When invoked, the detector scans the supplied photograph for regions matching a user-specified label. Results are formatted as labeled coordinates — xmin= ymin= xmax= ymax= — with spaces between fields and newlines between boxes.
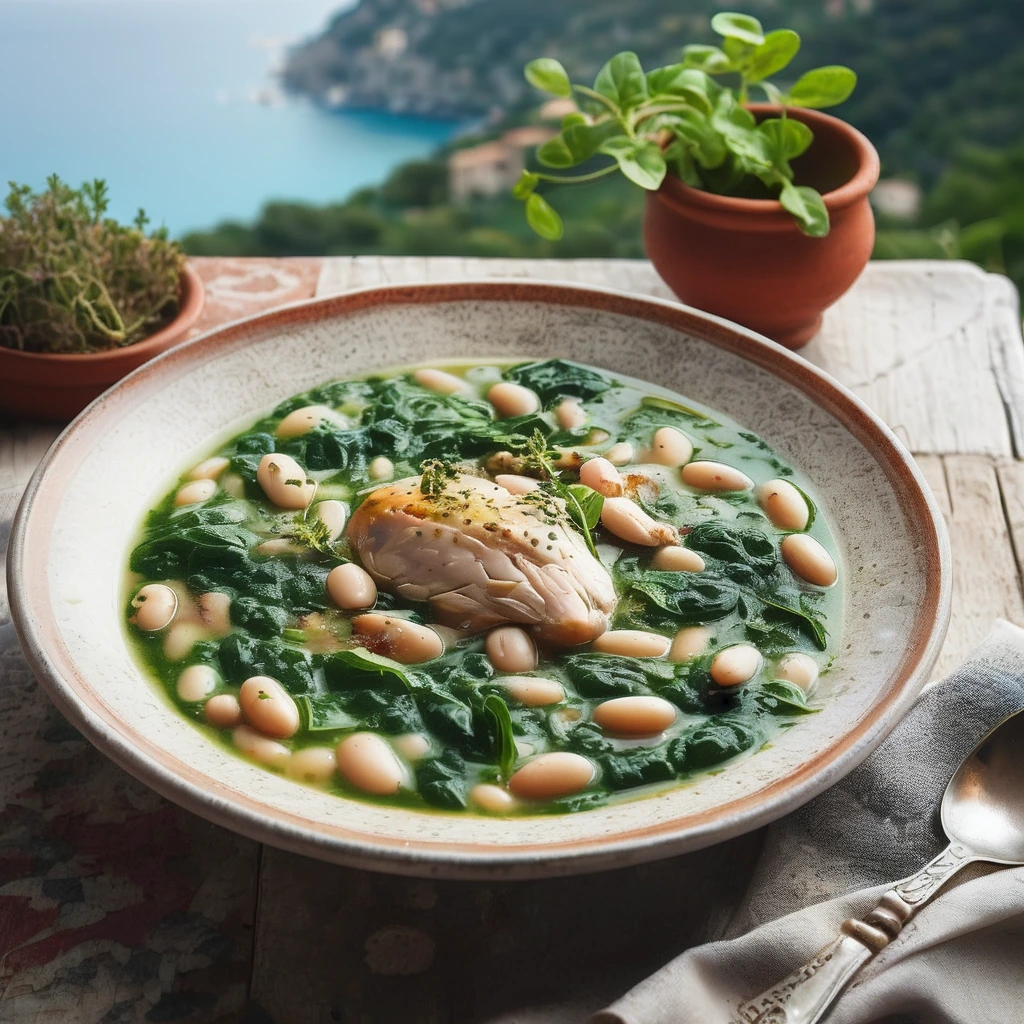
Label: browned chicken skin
xmin=346 ymin=475 xmax=616 ymax=646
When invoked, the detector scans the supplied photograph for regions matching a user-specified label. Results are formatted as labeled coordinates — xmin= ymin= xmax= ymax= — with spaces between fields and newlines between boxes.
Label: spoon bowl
xmin=942 ymin=708 xmax=1024 ymax=865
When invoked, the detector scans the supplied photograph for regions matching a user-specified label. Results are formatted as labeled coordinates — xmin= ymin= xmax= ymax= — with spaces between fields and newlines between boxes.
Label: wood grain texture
xmin=2 ymin=256 xmax=1023 ymax=1023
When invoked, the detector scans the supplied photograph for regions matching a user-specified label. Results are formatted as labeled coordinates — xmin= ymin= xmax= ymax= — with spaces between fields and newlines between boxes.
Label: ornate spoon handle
xmin=734 ymin=842 xmax=975 ymax=1024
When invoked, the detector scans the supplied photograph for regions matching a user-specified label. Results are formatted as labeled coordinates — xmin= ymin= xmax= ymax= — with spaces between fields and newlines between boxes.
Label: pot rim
xmin=0 ymin=262 xmax=205 ymax=365
xmin=657 ymin=104 xmax=880 ymax=216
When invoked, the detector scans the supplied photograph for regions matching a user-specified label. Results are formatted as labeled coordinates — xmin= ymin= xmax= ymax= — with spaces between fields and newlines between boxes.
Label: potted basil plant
xmin=0 ymin=176 xmax=204 ymax=419
xmin=514 ymin=12 xmax=879 ymax=348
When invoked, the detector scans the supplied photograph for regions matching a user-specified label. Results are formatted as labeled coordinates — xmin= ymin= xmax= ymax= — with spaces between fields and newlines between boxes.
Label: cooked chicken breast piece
xmin=346 ymin=475 xmax=616 ymax=645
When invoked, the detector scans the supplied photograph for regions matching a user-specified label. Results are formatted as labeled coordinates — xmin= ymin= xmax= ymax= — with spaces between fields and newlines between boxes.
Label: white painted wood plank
xmin=316 ymin=257 xmax=1024 ymax=457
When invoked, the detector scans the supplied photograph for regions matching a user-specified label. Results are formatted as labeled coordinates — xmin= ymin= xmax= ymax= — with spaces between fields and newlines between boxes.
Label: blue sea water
xmin=0 ymin=0 xmax=463 ymax=236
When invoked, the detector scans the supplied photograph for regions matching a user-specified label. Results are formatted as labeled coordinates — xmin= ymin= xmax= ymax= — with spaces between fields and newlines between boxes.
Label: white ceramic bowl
xmin=7 ymin=282 xmax=950 ymax=879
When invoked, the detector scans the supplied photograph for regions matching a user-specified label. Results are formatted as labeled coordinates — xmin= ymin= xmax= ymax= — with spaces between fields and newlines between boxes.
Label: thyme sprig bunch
xmin=0 ymin=176 xmax=185 ymax=354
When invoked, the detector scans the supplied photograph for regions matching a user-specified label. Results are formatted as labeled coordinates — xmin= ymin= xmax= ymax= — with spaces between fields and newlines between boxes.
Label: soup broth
xmin=124 ymin=359 xmax=841 ymax=815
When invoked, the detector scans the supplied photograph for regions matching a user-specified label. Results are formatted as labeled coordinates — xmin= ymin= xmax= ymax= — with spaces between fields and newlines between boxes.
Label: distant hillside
xmin=283 ymin=0 xmax=1024 ymax=180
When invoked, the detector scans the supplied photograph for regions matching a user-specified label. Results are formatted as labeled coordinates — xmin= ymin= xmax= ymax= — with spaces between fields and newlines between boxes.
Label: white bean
xmin=604 ymin=442 xmax=634 ymax=466
xmin=413 ymin=367 xmax=470 ymax=395
xmin=555 ymin=398 xmax=587 ymax=430
xmin=775 ymin=652 xmax=820 ymax=691
xmin=592 ymin=630 xmax=671 ymax=658
xmin=316 ymin=499 xmax=348 ymax=540
xmin=508 ymin=752 xmax=594 ymax=801
xmin=285 ymin=747 xmax=337 ymax=783
xmin=592 ymin=696 xmax=677 ymax=737
xmin=393 ymin=733 xmax=431 ymax=761
xmin=758 ymin=479 xmax=811 ymax=531
xmin=487 ymin=381 xmax=540 ymax=419
xmin=174 ymin=479 xmax=217 ymax=506
xmin=176 ymin=665 xmax=220 ymax=703
xmin=710 ymin=644 xmax=762 ymax=687
xmin=681 ymin=461 xmax=754 ymax=492
xmin=188 ymin=456 xmax=230 ymax=481
xmin=579 ymin=457 xmax=623 ymax=498
xmin=221 ymin=473 xmax=245 ymax=499
xmin=471 ymin=783 xmax=517 ymax=814
xmin=336 ymin=733 xmax=404 ymax=795
xmin=131 ymin=583 xmax=178 ymax=631
xmin=327 ymin=563 xmax=378 ymax=610
xmin=495 ymin=473 xmax=540 ymax=495
xmin=600 ymin=496 xmax=678 ymax=547
xmin=369 ymin=456 xmax=394 ymax=480
xmin=256 ymin=538 xmax=305 ymax=557
xmin=163 ymin=622 xmax=207 ymax=661
xmin=669 ymin=625 xmax=711 ymax=663
xmin=257 ymin=453 xmax=316 ymax=510
xmin=205 ymin=694 xmax=242 ymax=729
xmin=198 ymin=591 xmax=232 ymax=634
xmin=652 ymin=546 xmax=705 ymax=572
xmin=233 ymin=725 xmax=290 ymax=769
xmin=781 ymin=534 xmax=837 ymax=587
xmin=501 ymin=675 xmax=564 ymax=706
xmin=586 ymin=429 xmax=611 ymax=445
xmin=240 ymin=675 xmax=300 ymax=739
xmin=352 ymin=613 xmax=444 ymax=664
xmin=485 ymin=626 xmax=538 ymax=673
xmin=276 ymin=404 xmax=339 ymax=439
xmin=643 ymin=427 xmax=693 ymax=466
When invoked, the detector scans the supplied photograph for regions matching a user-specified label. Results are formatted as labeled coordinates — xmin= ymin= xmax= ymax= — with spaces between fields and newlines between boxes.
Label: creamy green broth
xmin=124 ymin=359 xmax=842 ymax=815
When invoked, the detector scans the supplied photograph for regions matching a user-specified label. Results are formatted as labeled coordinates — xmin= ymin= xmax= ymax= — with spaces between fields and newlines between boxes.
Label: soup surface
xmin=125 ymin=359 xmax=841 ymax=815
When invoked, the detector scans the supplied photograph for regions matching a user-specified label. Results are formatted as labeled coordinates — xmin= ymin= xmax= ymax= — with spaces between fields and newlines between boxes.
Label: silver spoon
xmin=736 ymin=707 xmax=1024 ymax=1024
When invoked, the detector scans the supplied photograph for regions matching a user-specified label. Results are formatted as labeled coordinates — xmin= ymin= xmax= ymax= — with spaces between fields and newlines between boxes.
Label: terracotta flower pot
xmin=0 ymin=263 xmax=205 ymax=422
xmin=643 ymin=105 xmax=880 ymax=349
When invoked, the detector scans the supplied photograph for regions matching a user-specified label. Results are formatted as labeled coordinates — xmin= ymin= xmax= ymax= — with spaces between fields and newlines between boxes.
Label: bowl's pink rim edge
xmin=6 ymin=279 xmax=952 ymax=880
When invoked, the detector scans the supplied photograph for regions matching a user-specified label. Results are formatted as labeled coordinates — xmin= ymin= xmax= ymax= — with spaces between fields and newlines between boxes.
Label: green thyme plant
xmin=514 ymin=12 xmax=856 ymax=241
xmin=0 ymin=176 xmax=185 ymax=354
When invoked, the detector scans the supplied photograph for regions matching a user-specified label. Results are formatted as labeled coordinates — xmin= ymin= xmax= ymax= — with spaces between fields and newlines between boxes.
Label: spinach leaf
xmin=566 ymin=483 xmax=604 ymax=530
xmin=686 ymin=520 xmax=777 ymax=579
xmin=297 ymin=692 xmax=359 ymax=732
xmin=503 ymin=359 xmax=613 ymax=405
xmin=671 ymin=718 xmax=760 ymax=771
xmin=625 ymin=570 xmax=741 ymax=626
xmin=231 ymin=595 xmax=286 ymax=637
xmin=750 ymin=679 xmax=817 ymax=716
xmin=218 ymin=634 xmax=316 ymax=694
xmin=563 ymin=652 xmax=674 ymax=698
xmin=416 ymin=748 xmax=468 ymax=810
xmin=620 ymin=397 xmax=718 ymax=445
xmin=483 ymin=695 xmax=517 ymax=781
xmin=599 ymin=746 xmax=677 ymax=790
xmin=321 ymin=649 xmax=413 ymax=692
xmin=415 ymin=682 xmax=478 ymax=748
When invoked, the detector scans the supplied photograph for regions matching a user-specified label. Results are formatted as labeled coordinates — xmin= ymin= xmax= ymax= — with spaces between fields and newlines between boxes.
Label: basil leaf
xmin=752 ymin=679 xmax=818 ymax=716
xmin=645 ymin=65 xmax=714 ymax=114
xmin=779 ymin=183 xmax=830 ymax=238
xmin=745 ymin=29 xmax=801 ymax=84
xmin=567 ymin=483 xmax=604 ymax=530
xmin=710 ymin=12 xmax=765 ymax=46
xmin=599 ymin=138 xmax=667 ymax=191
xmin=787 ymin=66 xmax=857 ymax=109
xmin=525 ymin=192 xmax=563 ymax=241
xmin=681 ymin=44 xmax=733 ymax=75
xmin=759 ymin=117 xmax=813 ymax=161
xmin=524 ymin=58 xmax=572 ymax=98
xmin=593 ymin=51 xmax=648 ymax=109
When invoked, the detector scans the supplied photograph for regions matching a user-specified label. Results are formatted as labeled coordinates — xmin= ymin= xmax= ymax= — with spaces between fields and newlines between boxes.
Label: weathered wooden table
xmin=2 ymin=257 xmax=1022 ymax=1023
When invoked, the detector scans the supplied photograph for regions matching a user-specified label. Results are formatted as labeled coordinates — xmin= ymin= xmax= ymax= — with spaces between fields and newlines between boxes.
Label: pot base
xmin=762 ymin=312 xmax=823 ymax=350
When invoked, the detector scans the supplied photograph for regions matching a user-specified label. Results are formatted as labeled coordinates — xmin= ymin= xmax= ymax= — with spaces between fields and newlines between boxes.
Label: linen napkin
xmin=495 ymin=620 xmax=1024 ymax=1024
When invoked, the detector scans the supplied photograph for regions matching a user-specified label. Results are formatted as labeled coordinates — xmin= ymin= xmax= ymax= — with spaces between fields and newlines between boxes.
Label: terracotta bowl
xmin=7 ymin=282 xmax=949 ymax=879
xmin=644 ymin=105 xmax=881 ymax=350
xmin=0 ymin=263 xmax=205 ymax=421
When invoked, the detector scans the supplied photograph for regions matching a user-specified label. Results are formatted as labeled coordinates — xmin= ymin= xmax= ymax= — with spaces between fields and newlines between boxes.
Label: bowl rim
xmin=6 ymin=279 xmax=951 ymax=879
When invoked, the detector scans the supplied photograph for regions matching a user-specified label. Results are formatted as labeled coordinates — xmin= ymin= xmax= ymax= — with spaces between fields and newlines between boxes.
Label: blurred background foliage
xmin=183 ymin=0 xmax=1024 ymax=291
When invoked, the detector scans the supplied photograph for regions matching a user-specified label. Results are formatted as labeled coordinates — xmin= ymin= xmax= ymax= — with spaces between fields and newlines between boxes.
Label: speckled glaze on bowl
xmin=7 ymin=282 xmax=950 ymax=880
